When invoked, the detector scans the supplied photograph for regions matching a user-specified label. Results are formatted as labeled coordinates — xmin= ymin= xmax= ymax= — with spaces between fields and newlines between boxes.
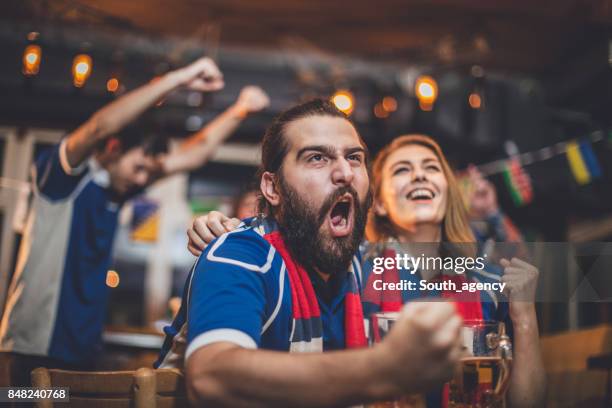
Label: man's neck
xmin=313 ymin=268 xmax=330 ymax=282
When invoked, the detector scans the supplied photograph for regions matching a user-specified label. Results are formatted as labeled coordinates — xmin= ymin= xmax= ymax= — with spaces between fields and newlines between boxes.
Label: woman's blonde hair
xmin=366 ymin=134 xmax=476 ymax=255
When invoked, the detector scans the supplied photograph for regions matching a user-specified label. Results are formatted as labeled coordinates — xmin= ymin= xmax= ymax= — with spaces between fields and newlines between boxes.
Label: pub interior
xmin=0 ymin=1 xmax=611 ymax=407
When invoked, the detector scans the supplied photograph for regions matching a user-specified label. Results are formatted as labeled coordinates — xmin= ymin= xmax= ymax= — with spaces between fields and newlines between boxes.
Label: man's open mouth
xmin=327 ymin=193 xmax=354 ymax=237
xmin=406 ymin=187 xmax=436 ymax=202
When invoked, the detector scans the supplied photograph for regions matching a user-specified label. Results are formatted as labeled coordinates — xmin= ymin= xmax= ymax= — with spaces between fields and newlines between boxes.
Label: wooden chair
xmin=31 ymin=367 xmax=187 ymax=408
xmin=541 ymin=324 xmax=612 ymax=407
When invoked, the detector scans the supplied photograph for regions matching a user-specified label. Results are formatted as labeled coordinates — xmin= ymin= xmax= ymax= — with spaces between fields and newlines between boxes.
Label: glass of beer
xmin=367 ymin=312 xmax=426 ymax=408
xmin=448 ymin=320 xmax=513 ymax=408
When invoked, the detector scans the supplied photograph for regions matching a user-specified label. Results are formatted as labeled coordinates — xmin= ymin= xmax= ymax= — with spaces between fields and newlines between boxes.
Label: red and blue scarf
xmin=263 ymin=230 xmax=367 ymax=352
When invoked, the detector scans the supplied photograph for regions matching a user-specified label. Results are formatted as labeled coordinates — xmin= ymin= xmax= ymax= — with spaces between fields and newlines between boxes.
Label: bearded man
xmin=156 ymin=99 xmax=464 ymax=407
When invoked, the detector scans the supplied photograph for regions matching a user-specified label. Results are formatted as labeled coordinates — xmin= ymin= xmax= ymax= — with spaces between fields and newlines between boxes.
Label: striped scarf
xmin=264 ymin=230 xmax=366 ymax=352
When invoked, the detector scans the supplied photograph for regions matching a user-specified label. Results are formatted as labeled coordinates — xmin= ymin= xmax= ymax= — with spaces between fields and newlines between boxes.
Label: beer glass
xmin=448 ymin=320 xmax=513 ymax=408
xmin=367 ymin=312 xmax=425 ymax=408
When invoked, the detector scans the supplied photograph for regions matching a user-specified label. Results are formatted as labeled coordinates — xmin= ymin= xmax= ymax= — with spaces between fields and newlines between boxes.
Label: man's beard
xmin=275 ymin=178 xmax=372 ymax=276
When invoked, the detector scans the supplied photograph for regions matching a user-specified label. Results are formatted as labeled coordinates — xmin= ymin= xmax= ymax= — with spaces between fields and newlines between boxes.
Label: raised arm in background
xmin=161 ymin=85 xmax=270 ymax=176
xmin=64 ymin=57 xmax=224 ymax=168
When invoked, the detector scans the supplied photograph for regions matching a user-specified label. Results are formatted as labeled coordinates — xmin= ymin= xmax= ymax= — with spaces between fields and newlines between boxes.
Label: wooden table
xmin=103 ymin=331 xmax=164 ymax=350
xmin=101 ymin=326 xmax=165 ymax=370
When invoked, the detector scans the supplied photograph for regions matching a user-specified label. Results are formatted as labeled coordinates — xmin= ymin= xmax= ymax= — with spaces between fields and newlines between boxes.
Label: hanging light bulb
xmin=23 ymin=44 xmax=42 ymax=76
xmin=468 ymin=65 xmax=486 ymax=110
xmin=415 ymin=75 xmax=438 ymax=111
xmin=72 ymin=54 xmax=92 ymax=88
xmin=468 ymin=92 xmax=482 ymax=109
xmin=373 ymin=102 xmax=389 ymax=119
xmin=331 ymin=90 xmax=355 ymax=115
xmin=382 ymin=96 xmax=397 ymax=112
xmin=106 ymin=77 xmax=120 ymax=93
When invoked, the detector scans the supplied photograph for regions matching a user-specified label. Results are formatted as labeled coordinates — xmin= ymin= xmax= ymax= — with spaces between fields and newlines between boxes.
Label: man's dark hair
xmin=256 ymin=98 xmax=365 ymax=215
xmin=114 ymin=121 xmax=168 ymax=156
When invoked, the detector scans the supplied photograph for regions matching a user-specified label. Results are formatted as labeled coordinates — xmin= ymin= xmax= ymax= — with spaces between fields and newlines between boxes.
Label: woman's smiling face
xmin=375 ymin=144 xmax=448 ymax=233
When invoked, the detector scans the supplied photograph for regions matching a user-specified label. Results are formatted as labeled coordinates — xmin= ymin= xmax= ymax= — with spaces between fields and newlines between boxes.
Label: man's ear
xmin=373 ymin=198 xmax=387 ymax=217
xmin=260 ymin=171 xmax=280 ymax=207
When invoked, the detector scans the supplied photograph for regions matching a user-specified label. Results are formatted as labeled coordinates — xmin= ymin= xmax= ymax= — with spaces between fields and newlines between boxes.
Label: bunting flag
xmin=458 ymin=131 xmax=607 ymax=207
xmin=579 ymin=140 xmax=602 ymax=179
xmin=565 ymin=141 xmax=589 ymax=185
xmin=566 ymin=140 xmax=601 ymax=185
xmin=502 ymin=159 xmax=533 ymax=206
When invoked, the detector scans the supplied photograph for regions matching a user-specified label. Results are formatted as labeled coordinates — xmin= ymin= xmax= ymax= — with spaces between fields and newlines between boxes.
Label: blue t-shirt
xmin=0 ymin=139 xmax=121 ymax=365
xmin=156 ymin=217 xmax=363 ymax=368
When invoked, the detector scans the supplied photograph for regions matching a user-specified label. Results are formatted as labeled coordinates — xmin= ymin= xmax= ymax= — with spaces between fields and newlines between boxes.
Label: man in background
xmin=0 ymin=56 xmax=269 ymax=386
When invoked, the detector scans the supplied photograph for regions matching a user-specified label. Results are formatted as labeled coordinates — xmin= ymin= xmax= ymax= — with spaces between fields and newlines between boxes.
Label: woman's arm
xmin=501 ymin=257 xmax=547 ymax=407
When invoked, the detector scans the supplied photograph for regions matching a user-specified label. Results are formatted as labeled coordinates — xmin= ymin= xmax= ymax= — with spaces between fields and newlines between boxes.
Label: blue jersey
xmin=0 ymin=139 xmax=121 ymax=365
xmin=156 ymin=217 xmax=363 ymax=368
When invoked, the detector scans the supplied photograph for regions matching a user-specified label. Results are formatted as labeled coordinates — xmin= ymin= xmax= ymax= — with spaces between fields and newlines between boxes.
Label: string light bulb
xmin=106 ymin=77 xmax=120 ymax=93
xmin=331 ymin=90 xmax=354 ymax=115
xmin=468 ymin=92 xmax=482 ymax=109
xmin=415 ymin=75 xmax=438 ymax=110
xmin=373 ymin=102 xmax=389 ymax=119
xmin=72 ymin=54 xmax=92 ymax=88
xmin=23 ymin=44 xmax=42 ymax=76
xmin=382 ymin=96 xmax=397 ymax=112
